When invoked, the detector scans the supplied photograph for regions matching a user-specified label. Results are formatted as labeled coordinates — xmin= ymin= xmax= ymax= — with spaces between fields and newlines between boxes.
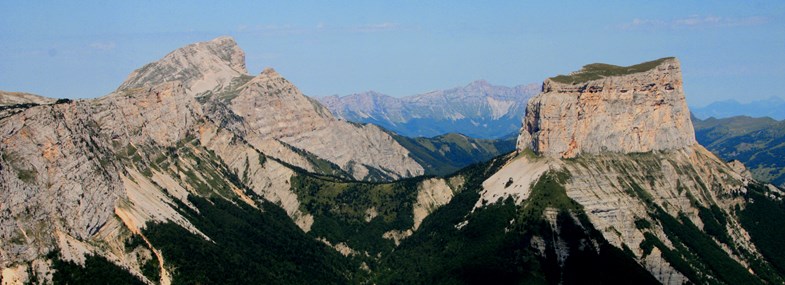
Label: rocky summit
xmin=517 ymin=57 xmax=696 ymax=158
xmin=0 ymin=36 xmax=425 ymax=283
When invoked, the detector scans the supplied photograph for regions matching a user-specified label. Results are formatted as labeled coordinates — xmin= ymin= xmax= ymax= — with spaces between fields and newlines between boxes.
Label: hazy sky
xmin=1 ymin=1 xmax=783 ymax=106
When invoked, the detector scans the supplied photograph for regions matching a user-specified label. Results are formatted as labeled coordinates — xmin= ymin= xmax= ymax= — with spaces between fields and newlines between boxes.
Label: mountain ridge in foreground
xmin=1 ymin=38 xmax=784 ymax=284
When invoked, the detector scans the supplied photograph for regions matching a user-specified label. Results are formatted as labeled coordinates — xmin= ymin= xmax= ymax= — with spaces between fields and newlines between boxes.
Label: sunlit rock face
xmin=517 ymin=57 xmax=696 ymax=158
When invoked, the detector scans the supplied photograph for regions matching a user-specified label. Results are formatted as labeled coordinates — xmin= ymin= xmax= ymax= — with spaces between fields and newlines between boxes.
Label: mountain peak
xmin=117 ymin=36 xmax=247 ymax=95
xmin=518 ymin=57 xmax=695 ymax=158
xmin=467 ymin=79 xmax=490 ymax=87
xmin=260 ymin=67 xmax=281 ymax=78
xmin=0 ymin=91 xmax=55 ymax=106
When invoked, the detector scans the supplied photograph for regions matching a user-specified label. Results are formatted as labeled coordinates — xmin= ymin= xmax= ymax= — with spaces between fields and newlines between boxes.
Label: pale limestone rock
xmin=382 ymin=177 xmax=460 ymax=245
xmin=225 ymin=68 xmax=424 ymax=180
xmin=117 ymin=36 xmax=247 ymax=96
xmin=518 ymin=58 xmax=696 ymax=158
xmin=382 ymin=230 xmax=413 ymax=246
xmin=0 ymin=91 xmax=55 ymax=106
xmin=642 ymin=248 xmax=687 ymax=285
xmin=196 ymin=122 xmax=314 ymax=231
xmin=116 ymin=168 xmax=205 ymax=238
xmin=1 ymin=264 xmax=29 ymax=285
xmin=96 ymin=81 xmax=202 ymax=147
xmin=317 ymin=237 xmax=359 ymax=257
xmin=0 ymin=102 xmax=125 ymax=267
xmin=475 ymin=154 xmax=556 ymax=209
xmin=500 ymin=58 xmax=763 ymax=283
xmin=364 ymin=207 xmax=379 ymax=222
xmin=412 ymin=178 xmax=454 ymax=230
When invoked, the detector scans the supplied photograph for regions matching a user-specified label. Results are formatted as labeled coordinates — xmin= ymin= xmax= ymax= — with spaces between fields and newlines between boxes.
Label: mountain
xmin=317 ymin=80 xmax=539 ymax=138
xmin=115 ymin=36 xmax=423 ymax=182
xmin=445 ymin=57 xmax=784 ymax=284
xmin=0 ymin=36 xmax=426 ymax=283
xmin=390 ymin=132 xmax=516 ymax=176
xmin=693 ymin=115 xmax=785 ymax=188
xmin=0 ymin=91 xmax=59 ymax=119
xmin=0 ymin=91 xmax=55 ymax=106
xmin=691 ymin=97 xmax=785 ymax=120
xmin=3 ymin=42 xmax=785 ymax=284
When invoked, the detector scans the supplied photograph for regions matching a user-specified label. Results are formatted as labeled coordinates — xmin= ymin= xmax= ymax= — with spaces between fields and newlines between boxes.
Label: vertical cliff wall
xmin=517 ymin=57 xmax=696 ymax=158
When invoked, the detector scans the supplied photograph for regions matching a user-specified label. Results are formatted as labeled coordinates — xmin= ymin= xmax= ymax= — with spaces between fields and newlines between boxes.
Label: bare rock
xmin=224 ymin=68 xmax=424 ymax=180
xmin=117 ymin=36 xmax=247 ymax=96
xmin=0 ymin=91 xmax=55 ymax=106
xmin=517 ymin=57 xmax=696 ymax=158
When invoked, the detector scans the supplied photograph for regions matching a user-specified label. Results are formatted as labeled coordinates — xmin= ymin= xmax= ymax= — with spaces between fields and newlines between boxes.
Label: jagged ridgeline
xmin=1 ymin=37 xmax=785 ymax=285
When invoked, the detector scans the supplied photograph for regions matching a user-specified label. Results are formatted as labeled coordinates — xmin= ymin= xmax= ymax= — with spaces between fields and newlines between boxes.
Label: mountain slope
xmin=0 ymin=36 xmax=423 ymax=283
xmin=390 ymin=132 xmax=516 ymax=176
xmin=0 ymin=91 xmax=56 ymax=106
xmin=501 ymin=57 xmax=783 ymax=284
xmin=318 ymin=80 xmax=539 ymax=138
xmin=693 ymin=115 xmax=785 ymax=188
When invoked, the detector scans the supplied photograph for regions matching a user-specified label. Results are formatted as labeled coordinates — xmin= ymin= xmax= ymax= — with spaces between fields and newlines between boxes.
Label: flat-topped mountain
xmin=318 ymin=80 xmax=539 ymax=138
xmin=517 ymin=57 xmax=696 ymax=158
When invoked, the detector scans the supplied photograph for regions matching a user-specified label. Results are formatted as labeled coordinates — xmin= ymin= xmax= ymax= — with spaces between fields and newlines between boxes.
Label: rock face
xmin=491 ymin=57 xmax=776 ymax=284
xmin=117 ymin=36 xmax=247 ymax=96
xmin=318 ymin=80 xmax=539 ymax=138
xmin=0 ymin=91 xmax=55 ymax=106
xmin=0 ymin=36 xmax=425 ymax=282
xmin=517 ymin=57 xmax=696 ymax=158
xmin=115 ymin=37 xmax=423 ymax=181
xmin=220 ymin=68 xmax=423 ymax=180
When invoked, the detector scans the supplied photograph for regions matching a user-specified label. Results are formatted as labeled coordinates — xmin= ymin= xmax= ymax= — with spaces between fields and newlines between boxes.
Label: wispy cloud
xmin=236 ymin=22 xmax=401 ymax=36
xmin=237 ymin=24 xmax=308 ymax=36
xmin=89 ymin=41 xmax=116 ymax=51
xmin=352 ymin=22 xmax=399 ymax=33
xmin=620 ymin=15 xmax=768 ymax=30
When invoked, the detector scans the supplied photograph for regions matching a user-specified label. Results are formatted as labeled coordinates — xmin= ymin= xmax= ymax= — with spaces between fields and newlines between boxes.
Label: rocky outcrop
xmin=215 ymin=67 xmax=424 ymax=180
xmin=488 ymin=57 xmax=772 ymax=284
xmin=0 ymin=91 xmax=55 ymax=106
xmin=517 ymin=57 xmax=696 ymax=158
xmin=117 ymin=36 xmax=247 ymax=96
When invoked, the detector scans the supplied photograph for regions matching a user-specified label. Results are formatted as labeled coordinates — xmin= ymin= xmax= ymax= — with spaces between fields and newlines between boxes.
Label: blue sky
xmin=1 ymin=1 xmax=783 ymax=106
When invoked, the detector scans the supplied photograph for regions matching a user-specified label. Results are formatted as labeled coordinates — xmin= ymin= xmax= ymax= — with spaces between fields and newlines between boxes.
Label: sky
xmin=1 ymin=1 xmax=783 ymax=107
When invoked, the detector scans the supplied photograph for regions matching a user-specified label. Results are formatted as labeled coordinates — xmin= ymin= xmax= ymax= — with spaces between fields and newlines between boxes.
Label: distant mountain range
xmin=691 ymin=97 xmax=785 ymax=120
xmin=316 ymin=80 xmax=539 ymax=139
xmin=693 ymin=115 xmax=785 ymax=188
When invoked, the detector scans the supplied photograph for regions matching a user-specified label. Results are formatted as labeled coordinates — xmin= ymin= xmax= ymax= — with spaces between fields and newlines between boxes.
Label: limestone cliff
xmin=489 ymin=57 xmax=778 ymax=284
xmin=517 ymin=57 xmax=696 ymax=158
